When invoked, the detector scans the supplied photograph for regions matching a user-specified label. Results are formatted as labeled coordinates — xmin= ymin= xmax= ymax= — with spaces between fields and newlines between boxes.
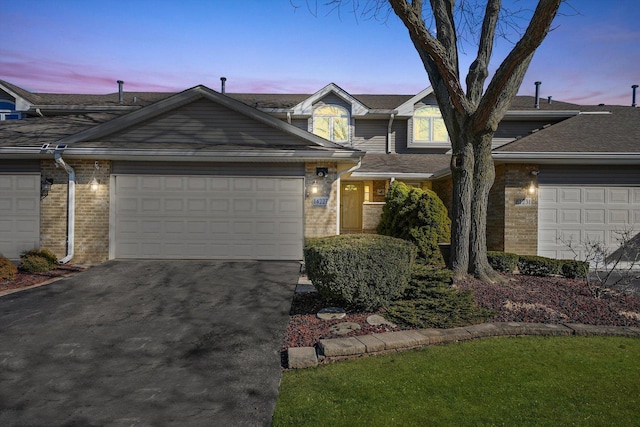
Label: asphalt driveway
xmin=0 ymin=260 xmax=299 ymax=426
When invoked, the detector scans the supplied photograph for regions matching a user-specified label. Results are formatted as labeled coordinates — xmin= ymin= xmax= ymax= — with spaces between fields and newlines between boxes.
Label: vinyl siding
xmin=353 ymin=119 xmax=388 ymax=153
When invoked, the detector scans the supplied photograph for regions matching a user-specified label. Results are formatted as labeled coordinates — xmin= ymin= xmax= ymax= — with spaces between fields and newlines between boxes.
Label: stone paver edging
xmin=287 ymin=322 xmax=640 ymax=369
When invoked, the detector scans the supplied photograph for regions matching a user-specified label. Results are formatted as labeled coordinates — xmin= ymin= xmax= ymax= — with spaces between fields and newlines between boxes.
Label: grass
xmin=273 ymin=336 xmax=640 ymax=426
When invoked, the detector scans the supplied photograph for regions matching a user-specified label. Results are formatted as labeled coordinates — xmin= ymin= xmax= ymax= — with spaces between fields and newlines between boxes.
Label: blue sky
xmin=2 ymin=0 xmax=638 ymax=105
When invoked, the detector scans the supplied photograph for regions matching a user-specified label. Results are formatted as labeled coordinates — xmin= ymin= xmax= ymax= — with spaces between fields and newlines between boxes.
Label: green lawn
xmin=273 ymin=336 xmax=640 ymax=426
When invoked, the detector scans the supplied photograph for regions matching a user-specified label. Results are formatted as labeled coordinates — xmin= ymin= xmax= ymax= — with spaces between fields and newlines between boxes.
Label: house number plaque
xmin=312 ymin=197 xmax=329 ymax=207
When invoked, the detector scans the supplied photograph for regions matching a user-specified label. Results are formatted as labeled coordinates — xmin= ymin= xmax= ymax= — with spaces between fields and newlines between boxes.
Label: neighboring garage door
xmin=0 ymin=174 xmax=40 ymax=259
xmin=112 ymin=175 xmax=304 ymax=260
xmin=537 ymin=167 xmax=640 ymax=260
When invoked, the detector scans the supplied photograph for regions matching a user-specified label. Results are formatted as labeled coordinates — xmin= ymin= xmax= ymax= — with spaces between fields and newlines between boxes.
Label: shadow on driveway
xmin=0 ymin=260 xmax=299 ymax=426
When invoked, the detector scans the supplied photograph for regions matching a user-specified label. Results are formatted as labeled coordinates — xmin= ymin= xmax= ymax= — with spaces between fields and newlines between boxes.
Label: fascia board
xmin=30 ymin=105 xmax=140 ymax=114
xmin=291 ymin=83 xmax=369 ymax=116
xmin=350 ymin=172 xmax=434 ymax=179
xmin=493 ymin=152 xmax=640 ymax=164
xmin=502 ymin=110 xmax=581 ymax=119
xmin=0 ymin=146 xmax=364 ymax=162
xmin=395 ymin=87 xmax=434 ymax=116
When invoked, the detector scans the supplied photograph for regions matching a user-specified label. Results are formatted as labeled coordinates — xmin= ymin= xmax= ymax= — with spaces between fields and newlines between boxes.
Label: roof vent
xmin=220 ymin=77 xmax=227 ymax=94
xmin=117 ymin=80 xmax=124 ymax=104
xmin=534 ymin=81 xmax=542 ymax=109
xmin=632 ymin=84 xmax=638 ymax=107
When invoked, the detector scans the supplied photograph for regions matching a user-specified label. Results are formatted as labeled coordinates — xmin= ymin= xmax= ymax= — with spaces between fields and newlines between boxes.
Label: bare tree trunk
xmin=469 ymin=134 xmax=503 ymax=282
xmin=449 ymin=141 xmax=474 ymax=279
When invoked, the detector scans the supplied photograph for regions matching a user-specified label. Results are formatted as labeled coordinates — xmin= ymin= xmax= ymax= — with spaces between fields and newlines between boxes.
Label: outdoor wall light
xmin=527 ymin=182 xmax=537 ymax=195
xmin=90 ymin=161 xmax=100 ymax=191
xmin=40 ymin=178 xmax=53 ymax=199
xmin=306 ymin=180 xmax=320 ymax=198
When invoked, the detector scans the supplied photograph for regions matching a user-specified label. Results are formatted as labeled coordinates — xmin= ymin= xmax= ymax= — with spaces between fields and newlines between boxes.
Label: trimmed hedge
xmin=0 ymin=256 xmax=18 ymax=281
xmin=304 ymin=234 xmax=416 ymax=311
xmin=377 ymin=181 xmax=451 ymax=265
xmin=20 ymin=248 xmax=58 ymax=273
xmin=517 ymin=255 xmax=561 ymax=277
xmin=560 ymin=259 xmax=589 ymax=279
xmin=487 ymin=251 xmax=519 ymax=273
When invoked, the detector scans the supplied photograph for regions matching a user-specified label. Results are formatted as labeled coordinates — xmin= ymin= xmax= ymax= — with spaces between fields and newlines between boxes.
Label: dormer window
xmin=313 ymin=105 xmax=349 ymax=143
xmin=412 ymin=105 xmax=448 ymax=145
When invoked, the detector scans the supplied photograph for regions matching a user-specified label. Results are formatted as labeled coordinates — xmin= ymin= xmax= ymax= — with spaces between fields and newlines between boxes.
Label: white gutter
xmin=335 ymin=160 xmax=362 ymax=235
xmin=54 ymin=151 xmax=75 ymax=264
xmin=386 ymin=113 xmax=395 ymax=154
xmin=350 ymin=172 xmax=434 ymax=179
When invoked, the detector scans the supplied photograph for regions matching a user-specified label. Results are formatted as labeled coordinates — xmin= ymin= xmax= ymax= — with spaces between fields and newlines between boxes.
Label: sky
xmin=1 ymin=0 xmax=639 ymax=106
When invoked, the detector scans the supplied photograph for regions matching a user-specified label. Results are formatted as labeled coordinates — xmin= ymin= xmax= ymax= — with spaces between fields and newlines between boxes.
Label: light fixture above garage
xmin=40 ymin=177 xmax=53 ymax=199
xmin=90 ymin=161 xmax=100 ymax=191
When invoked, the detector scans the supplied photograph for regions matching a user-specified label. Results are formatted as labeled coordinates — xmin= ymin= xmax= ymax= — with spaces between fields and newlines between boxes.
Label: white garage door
xmin=538 ymin=185 xmax=640 ymax=260
xmin=0 ymin=174 xmax=40 ymax=259
xmin=112 ymin=175 xmax=304 ymax=260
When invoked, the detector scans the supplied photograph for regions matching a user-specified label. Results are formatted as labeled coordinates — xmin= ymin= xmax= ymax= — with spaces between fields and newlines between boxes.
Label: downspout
xmin=386 ymin=113 xmax=395 ymax=153
xmin=54 ymin=151 xmax=75 ymax=264
xmin=335 ymin=160 xmax=362 ymax=235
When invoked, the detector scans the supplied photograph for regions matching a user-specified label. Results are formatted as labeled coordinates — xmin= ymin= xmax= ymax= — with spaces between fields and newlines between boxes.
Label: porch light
xmin=90 ymin=177 xmax=99 ymax=191
xmin=90 ymin=161 xmax=100 ymax=191
xmin=311 ymin=180 xmax=319 ymax=194
xmin=527 ymin=182 xmax=536 ymax=195
xmin=40 ymin=178 xmax=53 ymax=199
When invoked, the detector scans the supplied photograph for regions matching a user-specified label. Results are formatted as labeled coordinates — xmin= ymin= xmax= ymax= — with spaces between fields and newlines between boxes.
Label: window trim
xmin=408 ymin=105 xmax=449 ymax=148
xmin=312 ymin=105 xmax=350 ymax=143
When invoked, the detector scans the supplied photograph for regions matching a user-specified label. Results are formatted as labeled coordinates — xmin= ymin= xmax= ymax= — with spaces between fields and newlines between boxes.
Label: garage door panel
xmin=584 ymin=209 xmax=605 ymax=224
xmin=539 ymin=183 xmax=640 ymax=262
xmin=113 ymin=176 xmax=303 ymax=260
xmin=0 ymin=174 xmax=40 ymax=259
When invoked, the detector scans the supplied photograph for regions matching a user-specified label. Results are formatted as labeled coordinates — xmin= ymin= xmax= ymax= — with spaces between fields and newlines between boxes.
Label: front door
xmin=341 ymin=182 xmax=363 ymax=232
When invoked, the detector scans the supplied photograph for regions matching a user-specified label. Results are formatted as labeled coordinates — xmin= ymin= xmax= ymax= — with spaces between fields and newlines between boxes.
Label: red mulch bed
xmin=283 ymin=274 xmax=640 ymax=350
xmin=0 ymin=265 xmax=86 ymax=293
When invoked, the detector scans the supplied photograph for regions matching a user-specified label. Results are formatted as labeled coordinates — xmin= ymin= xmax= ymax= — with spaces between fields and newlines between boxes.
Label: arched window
xmin=413 ymin=106 xmax=448 ymax=143
xmin=0 ymin=100 xmax=16 ymax=111
xmin=313 ymin=105 xmax=349 ymax=143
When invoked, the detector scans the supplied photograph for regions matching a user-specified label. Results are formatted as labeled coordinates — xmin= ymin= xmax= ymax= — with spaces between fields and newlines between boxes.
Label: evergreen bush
xmin=560 ymin=259 xmax=589 ymax=279
xmin=377 ymin=181 xmax=451 ymax=265
xmin=517 ymin=255 xmax=561 ymax=277
xmin=19 ymin=248 xmax=58 ymax=273
xmin=304 ymin=234 xmax=416 ymax=311
xmin=487 ymin=251 xmax=520 ymax=273
xmin=0 ymin=256 xmax=18 ymax=281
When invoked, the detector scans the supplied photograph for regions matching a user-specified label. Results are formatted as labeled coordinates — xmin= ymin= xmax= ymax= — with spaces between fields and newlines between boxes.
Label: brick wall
xmin=304 ymin=162 xmax=338 ymax=237
xmin=362 ymin=202 xmax=385 ymax=231
xmin=487 ymin=164 xmax=506 ymax=251
xmin=502 ymin=164 xmax=538 ymax=255
xmin=40 ymin=159 xmax=111 ymax=265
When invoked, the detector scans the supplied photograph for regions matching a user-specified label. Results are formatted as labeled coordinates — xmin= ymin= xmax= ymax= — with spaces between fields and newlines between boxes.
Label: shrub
xmin=21 ymin=248 xmax=58 ymax=265
xmin=386 ymin=261 xmax=493 ymax=328
xmin=304 ymin=234 xmax=416 ymax=311
xmin=377 ymin=181 xmax=451 ymax=265
xmin=19 ymin=248 xmax=58 ymax=273
xmin=0 ymin=256 xmax=18 ymax=281
xmin=487 ymin=251 xmax=519 ymax=273
xmin=560 ymin=259 xmax=589 ymax=279
xmin=517 ymin=255 xmax=561 ymax=277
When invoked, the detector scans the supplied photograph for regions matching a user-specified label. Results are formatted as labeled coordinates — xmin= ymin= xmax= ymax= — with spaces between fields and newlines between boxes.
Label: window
xmin=313 ymin=105 xmax=349 ymax=143
xmin=412 ymin=106 xmax=448 ymax=144
xmin=0 ymin=99 xmax=21 ymax=120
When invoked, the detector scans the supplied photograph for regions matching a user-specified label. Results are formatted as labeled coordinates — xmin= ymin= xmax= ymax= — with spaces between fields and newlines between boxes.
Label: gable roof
xmin=288 ymin=83 xmax=370 ymax=116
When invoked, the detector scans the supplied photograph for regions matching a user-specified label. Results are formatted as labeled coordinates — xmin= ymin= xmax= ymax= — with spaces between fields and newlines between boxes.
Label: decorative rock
xmin=317 ymin=307 xmax=346 ymax=320
xmin=329 ymin=322 xmax=361 ymax=336
xmin=366 ymin=314 xmax=397 ymax=328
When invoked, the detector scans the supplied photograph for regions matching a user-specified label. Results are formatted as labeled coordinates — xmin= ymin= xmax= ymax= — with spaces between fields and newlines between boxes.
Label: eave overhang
xmin=492 ymin=152 xmax=640 ymax=164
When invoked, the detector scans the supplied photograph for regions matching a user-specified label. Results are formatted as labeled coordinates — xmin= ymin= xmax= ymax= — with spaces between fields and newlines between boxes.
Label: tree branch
xmin=389 ymin=0 xmax=472 ymax=115
xmin=465 ymin=0 xmax=501 ymax=106
xmin=472 ymin=0 xmax=561 ymax=133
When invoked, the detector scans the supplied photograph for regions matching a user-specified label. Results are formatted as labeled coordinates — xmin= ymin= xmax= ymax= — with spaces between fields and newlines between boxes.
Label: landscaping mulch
xmin=284 ymin=274 xmax=640 ymax=350
xmin=0 ymin=265 xmax=86 ymax=293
